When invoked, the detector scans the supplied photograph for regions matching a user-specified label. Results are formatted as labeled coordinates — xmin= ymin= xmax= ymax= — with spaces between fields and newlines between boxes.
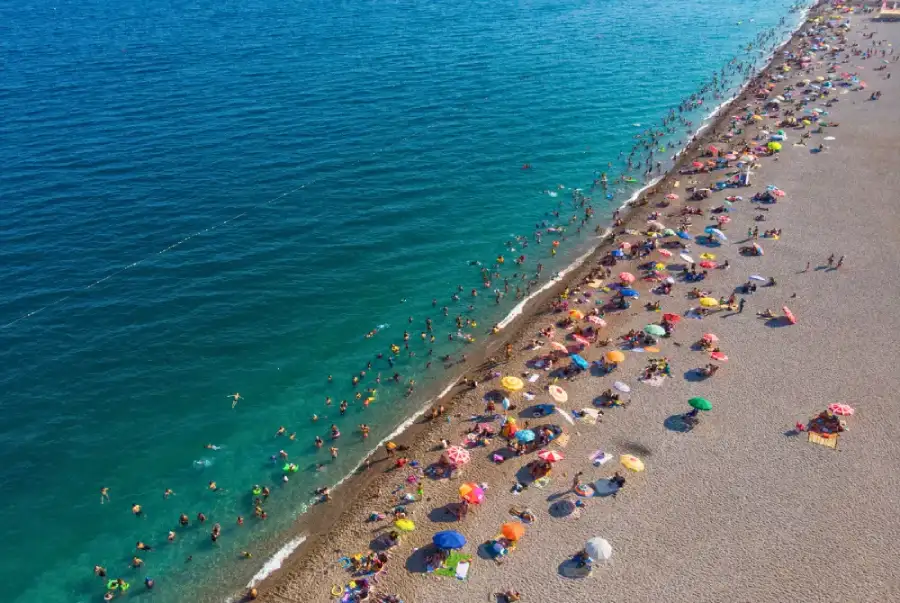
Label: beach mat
xmin=433 ymin=553 xmax=472 ymax=579
xmin=807 ymin=431 xmax=839 ymax=449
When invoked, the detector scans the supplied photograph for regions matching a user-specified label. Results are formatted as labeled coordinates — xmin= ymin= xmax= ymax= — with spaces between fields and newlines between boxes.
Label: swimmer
xmin=94 ymin=565 xmax=107 ymax=577
xmin=237 ymin=516 xmax=244 ymax=525
xmin=330 ymin=446 xmax=338 ymax=459
xmin=131 ymin=556 xmax=143 ymax=568
xmin=144 ymin=577 xmax=154 ymax=590
xmin=311 ymin=414 xmax=318 ymax=422
xmin=164 ymin=488 xmax=175 ymax=499
xmin=168 ymin=531 xmax=176 ymax=542
xmin=316 ymin=463 xmax=325 ymax=471
xmin=275 ymin=426 xmax=286 ymax=437
xmin=314 ymin=436 xmax=323 ymax=448
xmin=197 ymin=512 xmax=207 ymax=524
xmin=208 ymin=481 xmax=219 ymax=492
xmin=279 ymin=450 xmax=289 ymax=460
xmin=131 ymin=503 xmax=143 ymax=517
xmin=136 ymin=541 xmax=153 ymax=551
xmin=179 ymin=514 xmax=189 ymax=527
xmin=241 ymin=551 xmax=253 ymax=559
xmin=228 ymin=392 xmax=242 ymax=408
xmin=100 ymin=487 xmax=110 ymax=504
xmin=288 ymin=432 xmax=296 ymax=441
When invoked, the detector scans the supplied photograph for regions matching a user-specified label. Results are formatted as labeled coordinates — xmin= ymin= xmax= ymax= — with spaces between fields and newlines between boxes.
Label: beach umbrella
xmin=658 ymin=249 xmax=673 ymax=258
xmin=501 ymin=376 xmax=524 ymax=392
xmin=749 ymin=274 xmax=767 ymax=282
xmin=692 ymin=161 xmax=704 ymax=168
xmin=619 ymin=288 xmax=639 ymax=298
xmin=605 ymin=350 xmax=625 ymax=364
xmin=618 ymin=272 xmax=636 ymax=284
xmin=663 ymin=228 xmax=677 ymax=236
xmin=827 ymin=403 xmax=854 ymax=416
xmin=620 ymin=454 xmax=645 ymax=472
xmin=611 ymin=249 xmax=625 ymax=258
xmin=619 ymin=241 xmax=632 ymax=251
xmin=394 ymin=519 xmax=416 ymax=531
xmin=613 ymin=381 xmax=630 ymax=393
xmin=569 ymin=309 xmax=585 ymax=320
xmin=710 ymin=352 xmax=728 ymax=362
xmin=588 ymin=316 xmax=607 ymax=327
xmin=783 ymin=306 xmax=796 ymax=324
xmin=689 ymin=396 xmax=712 ymax=411
xmin=679 ymin=253 xmax=695 ymax=264
xmin=644 ymin=324 xmax=665 ymax=337
xmin=442 ymin=446 xmax=471 ymax=467
xmin=548 ymin=384 xmax=568 ymax=402
xmin=707 ymin=228 xmax=727 ymax=241
xmin=570 ymin=355 xmax=589 ymax=371
xmin=676 ymin=231 xmax=692 ymax=240
xmin=571 ymin=334 xmax=591 ymax=347
xmin=662 ymin=313 xmax=681 ymax=324
xmin=538 ymin=449 xmax=564 ymax=463
xmin=699 ymin=261 xmax=717 ymax=269
xmin=585 ymin=537 xmax=613 ymax=561
xmin=501 ymin=522 xmax=526 ymax=542
xmin=701 ymin=333 xmax=718 ymax=343
xmin=665 ymin=193 xmax=679 ymax=200
xmin=550 ymin=341 xmax=569 ymax=353
xmin=515 ymin=429 xmax=536 ymax=443
xmin=752 ymin=243 xmax=764 ymax=255
xmin=699 ymin=297 xmax=719 ymax=308
xmin=768 ymin=141 xmax=782 ymax=152
xmin=433 ymin=530 xmax=466 ymax=550
xmin=700 ymin=253 xmax=716 ymax=260
xmin=459 ymin=483 xmax=485 ymax=504
xmin=717 ymin=216 xmax=731 ymax=224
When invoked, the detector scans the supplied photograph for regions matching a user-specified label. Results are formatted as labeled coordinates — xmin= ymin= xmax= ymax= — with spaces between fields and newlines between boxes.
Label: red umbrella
xmin=442 ymin=446 xmax=471 ymax=467
xmin=658 ymin=249 xmax=673 ymax=257
xmin=699 ymin=261 xmax=717 ymax=269
xmin=538 ymin=449 xmax=564 ymax=463
xmin=827 ymin=403 xmax=854 ymax=416
xmin=701 ymin=333 xmax=718 ymax=342
xmin=618 ymin=272 xmax=636 ymax=284
xmin=662 ymin=313 xmax=681 ymax=324
xmin=588 ymin=316 xmax=607 ymax=327
xmin=782 ymin=306 xmax=796 ymax=324
xmin=572 ymin=334 xmax=591 ymax=347
xmin=710 ymin=352 xmax=728 ymax=362
xmin=692 ymin=161 xmax=704 ymax=168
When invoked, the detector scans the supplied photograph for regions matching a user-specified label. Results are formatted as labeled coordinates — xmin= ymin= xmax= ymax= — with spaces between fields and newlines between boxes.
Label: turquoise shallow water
xmin=0 ymin=0 xmax=807 ymax=601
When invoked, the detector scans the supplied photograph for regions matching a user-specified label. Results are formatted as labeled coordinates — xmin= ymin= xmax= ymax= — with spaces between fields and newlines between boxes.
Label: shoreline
xmin=236 ymin=4 xmax=826 ymax=601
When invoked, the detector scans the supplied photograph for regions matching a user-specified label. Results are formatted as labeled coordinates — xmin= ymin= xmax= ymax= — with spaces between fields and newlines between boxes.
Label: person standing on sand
xmin=739 ymin=298 xmax=746 ymax=313
xmin=827 ymin=254 xmax=834 ymax=268
xmin=836 ymin=256 xmax=844 ymax=269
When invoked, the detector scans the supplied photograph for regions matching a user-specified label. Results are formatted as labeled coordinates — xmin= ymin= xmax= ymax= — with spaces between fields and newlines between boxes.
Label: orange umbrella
xmin=605 ymin=350 xmax=625 ymax=363
xmin=501 ymin=522 xmax=526 ymax=541
xmin=459 ymin=483 xmax=485 ymax=504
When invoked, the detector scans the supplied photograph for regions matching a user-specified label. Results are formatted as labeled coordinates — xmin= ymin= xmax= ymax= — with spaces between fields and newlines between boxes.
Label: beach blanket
xmin=555 ymin=433 xmax=570 ymax=448
xmin=578 ymin=408 xmax=600 ymax=425
xmin=433 ymin=553 xmax=472 ymax=579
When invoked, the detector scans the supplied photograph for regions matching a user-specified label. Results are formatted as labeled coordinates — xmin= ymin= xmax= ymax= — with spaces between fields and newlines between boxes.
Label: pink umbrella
xmin=827 ymin=403 xmax=854 ymax=416
xmin=588 ymin=315 xmax=607 ymax=327
xmin=538 ymin=449 xmax=565 ymax=463
xmin=442 ymin=446 xmax=471 ymax=467
xmin=618 ymin=272 xmax=636 ymax=284
xmin=572 ymin=334 xmax=591 ymax=347
xmin=716 ymin=216 xmax=731 ymax=224
xmin=710 ymin=352 xmax=728 ymax=362
xmin=725 ymin=153 xmax=738 ymax=161
xmin=619 ymin=241 xmax=632 ymax=250
xmin=701 ymin=333 xmax=718 ymax=342
xmin=699 ymin=260 xmax=717 ymax=269
xmin=476 ymin=422 xmax=496 ymax=434
xmin=665 ymin=193 xmax=679 ymax=201
xmin=658 ymin=249 xmax=673 ymax=257
xmin=772 ymin=189 xmax=786 ymax=197
xmin=550 ymin=341 xmax=568 ymax=353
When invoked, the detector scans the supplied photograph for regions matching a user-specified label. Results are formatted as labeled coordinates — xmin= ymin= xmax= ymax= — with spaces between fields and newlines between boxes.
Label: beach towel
xmin=455 ymin=561 xmax=470 ymax=580
xmin=555 ymin=433 xmax=570 ymax=448
xmin=578 ymin=408 xmax=600 ymax=425
xmin=527 ymin=374 xmax=540 ymax=383
xmin=433 ymin=553 xmax=472 ymax=579
xmin=533 ymin=476 xmax=552 ymax=489
xmin=591 ymin=450 xmax=611 ymax=465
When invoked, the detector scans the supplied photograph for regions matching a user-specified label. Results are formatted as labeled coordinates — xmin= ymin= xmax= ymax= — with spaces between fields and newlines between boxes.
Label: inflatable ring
xmin=120 ymin=582 xmax=130 ymax=592
xmin=331 ymin=584 xmax=344 ymax=597
xmin=574 ymin=484 xmax=593 ymax=497
xmin=107 ymin=580 xmax=117 ymax=590
xmin=338 ymin=556 xmax=351 ymax=569
xmin=252 ymin=488 xmax=262 ymax=496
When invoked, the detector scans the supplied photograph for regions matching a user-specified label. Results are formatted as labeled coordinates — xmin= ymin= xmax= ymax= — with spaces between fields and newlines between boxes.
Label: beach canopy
xmin=710 ymin=352 xmax=728 ymax=362
xmin=662 ymin=313 xmax=681 ymax=324
xmin=605 ymin=350 xmax=625 ymax=364
xmin=613 ymin=381 xmax=631 ymax=393
xmin=689 ymin=396 xmax=712 ymax=411
xmin=538 ymin=449 xmax=564 ymax=463
xmin=827 ymin=403 xmax=854 ymax=416
xmin=501 ymin=376 xmax=524 ymax=392
xmin=618 ymin=272 xmax=636 ymax=284
xmin=570 ymin=354 xmax=589 ymax=371
xmin=585 ymin=537 xmax=613 ymax=561
xmin=620 ymin=454 xmax=645 ymax=472
xmin=394 ymin=519 xmax=416 ymax=531
xmin=442 ymin=446 xmax=471 ymax=467
xmin=515 ymin=429 xmax=536 ymax=443
xmin=644 ymin=324 xmax=665 ymax=337
xmin=459 ymin=483 xmax=485 ymax=504
xmin=501 ymin=522 xmax=526 ymax=541
xmin=619 ymin=288 xmax=639 ymax=298
xmin=433 ymin=530 xmax=466 ymax=550
xmin=548 ymin=384 xmax=569 ymax=402
xmin=699 ymin=297 xmax=719 ymax=308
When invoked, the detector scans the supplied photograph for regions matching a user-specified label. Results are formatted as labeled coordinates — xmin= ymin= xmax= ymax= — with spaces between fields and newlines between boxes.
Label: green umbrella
xmin=662 ymin=228 xmax=677 ymax=236
xmin=644 ymin=324 xmax=666 ymax=337
xmin=688 ymin=397 xmax=712 ymax=411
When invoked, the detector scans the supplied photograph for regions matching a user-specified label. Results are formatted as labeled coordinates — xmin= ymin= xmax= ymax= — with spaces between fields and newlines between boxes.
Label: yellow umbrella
xmin=605 ymin=350 xmax=625 ymax=364
xmin=816 ymin=75 xmax=825 ymax=82
xmin=501 ymin=376 xmax=524 ymax=391
xmin=699 ymin=253 xmax=716 ymax=260
xmin=654 ymin=262 xmax=666 ymax=271
xmin=394 ymin=519 xmax=415 ymax=531
xmin=699 ymin=297 xmax=719 ymax=308
xmin=620 ymin=454 xmax=645 ymax=472
xmin=768 ymin=142 xmax=782 ymax=151
xmin=752 ymin=114 xmax=763 ymax=121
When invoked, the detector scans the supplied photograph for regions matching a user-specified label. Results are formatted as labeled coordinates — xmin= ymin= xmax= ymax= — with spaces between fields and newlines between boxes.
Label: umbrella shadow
xmin=428 ymin=503 xmax=462 ymax=524
xmin=548 ymin=498 xmax=577 ymax=518
xmin=765 ymin=317 xmax=792 ymax=328
xmin=683 ymin=369 xmax=707 ymax=383
xmin=783 ymin=428 xmax=801 ymax=437
xmin=488 ymin=446 xmax=515 ymax=464
xmin=519 ymin=404 xmax=555 ymax=419
xmin=404 ymin=544 xmax=435 ymax=574
xmin=558 ymin=558 xmax=593 ymax=579
xmin=664 ymin=413 xmax=694 ymax=433
xmin=477 ymin=541 xmax=499 ymax=562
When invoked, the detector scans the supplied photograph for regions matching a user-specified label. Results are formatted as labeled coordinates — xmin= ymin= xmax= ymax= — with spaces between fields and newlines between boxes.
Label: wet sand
xmin=250 ymin=7 xmax=900 ymax=603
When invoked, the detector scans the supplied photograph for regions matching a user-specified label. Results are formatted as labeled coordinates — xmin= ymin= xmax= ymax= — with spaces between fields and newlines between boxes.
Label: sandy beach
xmin=250 ymin=6 xmax=900 ymax=603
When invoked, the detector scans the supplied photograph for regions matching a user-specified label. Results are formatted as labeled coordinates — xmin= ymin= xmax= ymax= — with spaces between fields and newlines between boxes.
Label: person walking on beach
xmin=827 ymin=254 xmax=834 ymax=268
xmin=738 ymin=298 xmax=746 ymax=313
xmin=836 ymin=256 xmax=844 ymax=269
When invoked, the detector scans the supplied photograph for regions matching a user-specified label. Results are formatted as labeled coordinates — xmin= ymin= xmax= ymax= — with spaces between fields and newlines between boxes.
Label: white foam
xmin=245 ymin=535 xmax=307 ymax=588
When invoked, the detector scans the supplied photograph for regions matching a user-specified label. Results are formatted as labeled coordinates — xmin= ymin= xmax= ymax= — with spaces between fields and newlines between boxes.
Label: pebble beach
xmin=252 ymin=5 xmax=900 ymax=603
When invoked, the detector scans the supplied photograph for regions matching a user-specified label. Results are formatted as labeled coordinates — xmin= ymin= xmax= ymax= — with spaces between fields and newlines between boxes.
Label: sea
xmin=0 ymin=0 xmax=810 ymax=601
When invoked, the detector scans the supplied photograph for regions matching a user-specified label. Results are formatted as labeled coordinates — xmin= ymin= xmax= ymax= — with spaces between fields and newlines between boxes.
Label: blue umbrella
xmin=515 ymin=429 xmax=536 ymax=443
xmin=676 ymin=231 xmax=692 ymax=240
xmin=619 ymin=288 xmax=639 ymax=298
xmin=611 ymin=249 xmax=625 ymax=258
xmin=570 ymin=354 xmax=589 ymax=370
xmin=704 ymin=225 xmax=717 ymax=233
xmin=433 ymin=530 xmax=466 ymax=550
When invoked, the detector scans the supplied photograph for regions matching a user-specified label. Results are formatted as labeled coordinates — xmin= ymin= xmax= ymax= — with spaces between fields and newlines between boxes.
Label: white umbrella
xmin=708 ymin=228 xmax=727 ymax=241
xmin=749 ymin=274 xmax=767 ymax=282
xmin=585 ymin=537 xmax=612 ymax=561
xmin=613 ymin=381 xmax=631 ymax=393
xmin=679 ymin=253 xmax=694 ymax=264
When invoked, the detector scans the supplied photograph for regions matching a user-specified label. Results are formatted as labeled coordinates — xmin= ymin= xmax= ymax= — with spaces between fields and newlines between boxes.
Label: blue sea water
xmin=0 ymin=0 xmax=808 ymax=601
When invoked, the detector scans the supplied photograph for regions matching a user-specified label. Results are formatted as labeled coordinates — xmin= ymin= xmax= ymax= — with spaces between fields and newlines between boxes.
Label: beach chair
xmin=807 ymin=431 xmax=839 ymax=449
